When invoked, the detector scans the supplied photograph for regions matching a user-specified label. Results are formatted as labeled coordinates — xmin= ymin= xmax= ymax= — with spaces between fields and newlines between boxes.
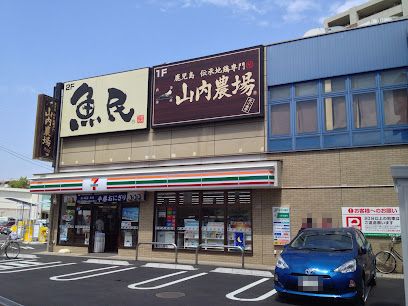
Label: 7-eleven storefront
xmin=30 ymin=160 xmax=280 ymax=265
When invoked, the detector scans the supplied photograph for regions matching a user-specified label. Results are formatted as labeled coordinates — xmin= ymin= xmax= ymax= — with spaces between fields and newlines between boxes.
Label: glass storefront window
xmin=383 ymin=88 xmax=408 ymax=125
xmin=270 ymin=103 xmax=290 ymax=136
xmin=324 ymin=77 xmax=346 ymax=93
xmin=381 ymin=69 xmax=408 ymax=86
xmin=153 ymin=190 xmax=252 ymax=253
xmin=324 ymin=96 xmax=347 ymax=131
xmin=59 ymin=195 xmax=76 ymax=245
xmin=227 ymin=206 xmax=252 ymax=251
xmin=295 ymin=81 xmax=317 ymax=97
xmin=119 ymin=206 xmax=139 ymax=248
xmin=353 ymin=92 xmax=377 ymax=128
xmin=352 ymin=73 xmax=376 ymax=89
xmin=74 ymin=205 xmax=91 ymax=245
xmin=296 ymin=100 xmax=317 ymax=133
xmin=270 ymin=84 xmax=291 ymax=100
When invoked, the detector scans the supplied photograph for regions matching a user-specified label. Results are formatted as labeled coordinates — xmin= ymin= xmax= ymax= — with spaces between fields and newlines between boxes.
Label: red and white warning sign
xmin=342 ymin=207 xmax=401 ymax=237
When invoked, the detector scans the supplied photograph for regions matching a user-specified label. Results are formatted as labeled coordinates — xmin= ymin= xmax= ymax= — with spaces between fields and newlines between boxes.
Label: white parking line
xmin=210 ymin=267 xmax=273 ymax=277
xmin=50 ymin=266 xmax=136 ymax=281
xmin=142 ymin=263 xmax=197 ymax=271
xmin=226 ymin=278 xmax=277 ymax=302
xmin=128 ymin=271 xmax=208 ymax=290
xmin=84 ymin=259 xmax=131 ymax=266
xmin=0 ymin=262 xmax=76 ymax=273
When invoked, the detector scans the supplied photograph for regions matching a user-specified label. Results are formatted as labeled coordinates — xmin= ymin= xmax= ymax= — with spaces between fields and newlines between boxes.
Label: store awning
xmin=30 ymin=160 xmax=279 ymax=194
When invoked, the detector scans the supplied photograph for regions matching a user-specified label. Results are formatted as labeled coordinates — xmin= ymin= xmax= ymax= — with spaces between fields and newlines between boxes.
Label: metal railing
xmin=195 ymin=244 xmax=245 ymax=268
xmin=135 ymin=242 xmax=178 ymax=264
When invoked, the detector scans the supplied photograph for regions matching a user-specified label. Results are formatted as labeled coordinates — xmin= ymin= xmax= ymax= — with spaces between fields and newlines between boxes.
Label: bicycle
xmin=375 ymin=236 xmax=402 ymax=274
xmin=0 ymin=233 xmax=20 ymax=259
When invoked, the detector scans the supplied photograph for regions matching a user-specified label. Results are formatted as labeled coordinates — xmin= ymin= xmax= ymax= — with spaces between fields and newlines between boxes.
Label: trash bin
xmin=93 ymin=232 xmax=105 ymax=253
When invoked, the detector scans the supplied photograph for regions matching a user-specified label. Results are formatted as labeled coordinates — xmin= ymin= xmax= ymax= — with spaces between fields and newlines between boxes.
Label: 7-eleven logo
xmin=83 ymin=178 xmax=107 ymax=192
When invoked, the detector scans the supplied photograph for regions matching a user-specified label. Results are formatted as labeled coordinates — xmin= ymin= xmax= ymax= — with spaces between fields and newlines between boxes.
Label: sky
xmin=0 ymin=0 xmax=367 ymax=181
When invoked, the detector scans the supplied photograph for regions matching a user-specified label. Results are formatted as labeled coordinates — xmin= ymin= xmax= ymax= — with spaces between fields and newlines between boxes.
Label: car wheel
xmin=369 ymin=271 xmax=377 ymax=287
xmin=277 ymin=292 xmax=287 ymax=301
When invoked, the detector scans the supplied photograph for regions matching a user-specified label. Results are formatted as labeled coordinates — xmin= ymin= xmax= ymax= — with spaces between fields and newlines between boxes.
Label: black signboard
xmin=77 ymin=193 xmax=128 ymax=204
xmin=33 ymin=94 xmax=58 ymax=161
xmin=152 ymin=46 xmax=264 ymax=127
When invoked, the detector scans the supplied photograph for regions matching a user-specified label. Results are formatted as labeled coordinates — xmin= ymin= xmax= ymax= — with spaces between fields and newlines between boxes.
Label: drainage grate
xmin=155 ymin=292 xmax=186 ymax=299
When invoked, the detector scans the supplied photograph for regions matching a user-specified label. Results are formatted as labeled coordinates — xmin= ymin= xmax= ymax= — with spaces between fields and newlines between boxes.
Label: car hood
xmin=282 ymin=248 xmax=355 ymax=274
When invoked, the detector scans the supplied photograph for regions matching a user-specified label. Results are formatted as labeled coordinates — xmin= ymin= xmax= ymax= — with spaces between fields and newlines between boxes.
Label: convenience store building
xmin=30 ymin=20 xmax=408 ymax=267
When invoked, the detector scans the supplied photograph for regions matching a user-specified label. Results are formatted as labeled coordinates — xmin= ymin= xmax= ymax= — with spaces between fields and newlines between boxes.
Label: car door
xmin=355 ymin=230 xmax=370 ymax=282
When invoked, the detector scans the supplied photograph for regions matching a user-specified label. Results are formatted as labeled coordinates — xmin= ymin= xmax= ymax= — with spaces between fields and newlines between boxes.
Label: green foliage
xmin=8 ymin=177 xmax=29 ymax=189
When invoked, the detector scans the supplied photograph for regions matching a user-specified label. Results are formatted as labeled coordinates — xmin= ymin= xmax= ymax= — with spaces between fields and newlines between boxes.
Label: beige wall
xmin=59 ymin=118 xmax=266 ymax=167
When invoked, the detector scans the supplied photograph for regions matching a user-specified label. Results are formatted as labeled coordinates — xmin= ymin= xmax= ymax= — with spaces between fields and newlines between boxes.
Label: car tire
xmin=369 ymin=271 xmax=377 ymax=287
xmin=277 ymin=292 xmax=287 ymax=301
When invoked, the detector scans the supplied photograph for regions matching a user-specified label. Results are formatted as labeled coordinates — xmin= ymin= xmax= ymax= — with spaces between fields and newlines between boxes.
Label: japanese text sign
xmin=60 ymin=68 xmax=149 ymax=137
xmin=152 ymin=47 xmax=263 ymax=127
xmin=273 ymin=207 xmax=291 ymax=245
xmin=33 ymin=94 xmax=58 ymax=161
xmin=342 ymin=207 xmax=401 ymax=237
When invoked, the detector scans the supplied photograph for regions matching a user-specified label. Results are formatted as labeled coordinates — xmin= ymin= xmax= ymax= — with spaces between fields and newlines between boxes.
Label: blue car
xmin=274 ymin=228 xmax=376 ymax=305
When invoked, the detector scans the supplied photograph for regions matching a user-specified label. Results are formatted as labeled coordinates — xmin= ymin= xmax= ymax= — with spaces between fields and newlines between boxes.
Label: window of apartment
xmin=353 ymin=92 xmax=377 ymax=128
xmin=154 ymin=191 xmax=252 ymax=253
xmin=270 ymin=84 xmax=291 ymax=100
xmin=383 ymin=88 xmax=408 ymax=126
xmin=324 ymin=77 xmax=346 ymax=93
xmin=296 ymin=100 xmax=317 ymax=133
xmin=381 ymin=69 xmax=408 ymax=86
xmin=295 ymin=81 xmax=317 ymax=97
xmin=324 ymin=96 xmax=347 ymax=131
xmin=270 ymin=103 xmax=291 ymax=136
xmin=352 ymin=73 xmax=376 ymax=89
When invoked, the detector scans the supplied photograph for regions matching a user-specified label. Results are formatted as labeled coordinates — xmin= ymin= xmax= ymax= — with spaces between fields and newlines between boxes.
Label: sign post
xmin=391 ymin=165 xmax=408 ymax=306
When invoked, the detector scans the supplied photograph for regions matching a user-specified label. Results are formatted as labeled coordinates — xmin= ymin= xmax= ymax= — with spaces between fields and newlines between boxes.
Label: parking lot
xmin=0 ymin=254 xmax=404 ymax=306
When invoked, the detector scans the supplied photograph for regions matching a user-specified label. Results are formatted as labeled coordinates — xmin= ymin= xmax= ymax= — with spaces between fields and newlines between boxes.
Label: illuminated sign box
xmin=152 ymin=46 xmax=264 ymax=128
xmin=60 ymin=68 xmax=149 ymax=137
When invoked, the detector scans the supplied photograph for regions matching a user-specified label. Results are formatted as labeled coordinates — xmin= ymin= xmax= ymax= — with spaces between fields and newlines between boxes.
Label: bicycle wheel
xmin=375 ymin=251 xmax=396 ymax=273
xmin=5 ymin=241 xmax=20 ymax=259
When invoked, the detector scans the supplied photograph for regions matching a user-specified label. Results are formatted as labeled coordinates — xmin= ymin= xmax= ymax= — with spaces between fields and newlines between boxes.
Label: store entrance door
xmin=90 ymin=204 xmax=119 ymax=253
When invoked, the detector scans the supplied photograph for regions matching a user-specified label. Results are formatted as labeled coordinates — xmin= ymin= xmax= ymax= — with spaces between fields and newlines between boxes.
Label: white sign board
xmin=342 ymin=207 xmax=401 ymax=237
xmin=60 ymin=68 xmax=149 ymax=137
xmin=273 ymin=207 xmax=290 ymax=245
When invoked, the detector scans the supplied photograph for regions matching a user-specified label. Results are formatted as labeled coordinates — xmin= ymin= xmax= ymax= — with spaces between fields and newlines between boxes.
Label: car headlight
xmin=334 ymin=259 xmax=356 ymax=273
xmin=276 ymin=255 xmax=289 ymax=269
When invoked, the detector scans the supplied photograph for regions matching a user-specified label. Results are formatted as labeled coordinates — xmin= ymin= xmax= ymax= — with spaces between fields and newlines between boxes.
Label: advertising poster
xmin=122 ymin=207 xmax=139 ymax=222
xmin=273 ymin=207 xmax=291 ymax=246
xmin=60 ymin=68 xmax=149 ymax=137
xmin=342 ymin=207 xmax=401 ymax=237
xmin=152 ymin=47 xmax=263 ymax=127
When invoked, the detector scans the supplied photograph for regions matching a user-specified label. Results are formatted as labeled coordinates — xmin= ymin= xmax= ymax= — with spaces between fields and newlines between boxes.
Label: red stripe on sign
xmin=201 ymin=182 xmax=239 ymax=186
xmin=107 ymin=186 xmax=136 ymax=189
xmin=166 ymin=183 xmax=203 ymax=187
xmin=134 ymin=185 xmax=169 ymax=189
xmin=60 ymin=188 xmax=83 ymax=191
xmin=239 ymin=181 xmax=273 ymax=185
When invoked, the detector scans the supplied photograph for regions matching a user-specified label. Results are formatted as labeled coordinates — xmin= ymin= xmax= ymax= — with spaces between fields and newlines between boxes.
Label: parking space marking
xmin=210 ymin=268 xmax=273 ymax=277
xmin=0 ymin=262 xmax=76 ymax=274
xmin=128 ymin=271 xmax=208 ymax=290
xmin=142 ymin=263 xmax=197 ymax=271
xmin=0 ymin=260 xmax=45 ymax=270
xmin=226 ymin=278 xmax=277 ymax=302
xmin=84 ymin=259 xmax=131 ymax=266
xmin=50 ymin=266 xmax=137 ymax=281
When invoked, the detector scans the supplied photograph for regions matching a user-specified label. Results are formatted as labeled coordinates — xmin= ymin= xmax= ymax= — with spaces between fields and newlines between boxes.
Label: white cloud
xmin=276 ymin=0 xmax=321 ymax=22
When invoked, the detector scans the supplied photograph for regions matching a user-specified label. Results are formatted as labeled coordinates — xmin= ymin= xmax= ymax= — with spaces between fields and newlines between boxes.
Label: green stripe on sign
xmin=30 ymin=185 xmax=45 ymax=189
xmin=108 ymin=181 xmax=135 ymax=186
xmin=202 ymin=177 xmax=238 ymax=182
xmin=239 ymin=175 xmax=269 ymax=181
xmin=42 ymin=184 xmax=62 ymax=188
xmin=268 ymin=175 xmax=275 ymax=180
xmin=61 ymin=183 xmax=82 ymax=187
xmin=136 ymin=179 xmax=167 ymax=184
xmin=168 ymin=178 xmax=201 ymax=184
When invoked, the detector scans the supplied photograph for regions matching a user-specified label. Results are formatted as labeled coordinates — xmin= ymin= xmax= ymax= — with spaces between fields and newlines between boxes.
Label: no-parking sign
xmin=342 ymin=207 xmax=401 ymax=237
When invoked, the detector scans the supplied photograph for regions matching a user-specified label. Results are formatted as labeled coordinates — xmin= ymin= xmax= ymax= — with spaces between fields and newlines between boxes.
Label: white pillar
xmin=391 ymin=165 xmax=408 ymax=306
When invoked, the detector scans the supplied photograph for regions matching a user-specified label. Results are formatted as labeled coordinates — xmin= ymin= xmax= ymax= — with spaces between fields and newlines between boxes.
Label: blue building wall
xmin=267 ymin=20 xmax=408 ymax=86
xmin=266 ymin=20 xmax=408 ymax=153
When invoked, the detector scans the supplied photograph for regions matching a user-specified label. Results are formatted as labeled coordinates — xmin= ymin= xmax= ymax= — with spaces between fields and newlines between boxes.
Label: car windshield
xmin=290 ymin=231 xmax=353 ymax=251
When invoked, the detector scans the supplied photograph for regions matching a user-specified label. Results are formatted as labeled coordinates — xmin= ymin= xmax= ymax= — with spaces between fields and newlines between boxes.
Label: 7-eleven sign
xmin=83 ymin=178 xmax=107 ymax=192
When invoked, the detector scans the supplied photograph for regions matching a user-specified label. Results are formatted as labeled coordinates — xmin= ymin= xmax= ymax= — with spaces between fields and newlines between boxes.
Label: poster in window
xmin=122 ymin=207 xmax=139 ymax=222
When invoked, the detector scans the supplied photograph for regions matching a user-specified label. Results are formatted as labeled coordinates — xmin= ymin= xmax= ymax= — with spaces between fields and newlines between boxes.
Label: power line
xmin=0 ymin=144 xmax=53 ymax=171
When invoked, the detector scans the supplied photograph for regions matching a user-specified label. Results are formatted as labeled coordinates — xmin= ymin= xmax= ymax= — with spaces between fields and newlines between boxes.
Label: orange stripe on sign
xmin=31 ymin=179 xmax=82 ymax=185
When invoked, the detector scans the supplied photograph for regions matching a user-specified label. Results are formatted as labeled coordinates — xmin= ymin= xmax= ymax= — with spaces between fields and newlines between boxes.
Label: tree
xmin=8 ymin=177 xmax=29 ymax=189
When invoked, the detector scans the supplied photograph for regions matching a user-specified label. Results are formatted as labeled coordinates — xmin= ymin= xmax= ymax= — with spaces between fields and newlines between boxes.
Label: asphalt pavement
xmin=0 ymin=251 xmax=404 ymax=306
